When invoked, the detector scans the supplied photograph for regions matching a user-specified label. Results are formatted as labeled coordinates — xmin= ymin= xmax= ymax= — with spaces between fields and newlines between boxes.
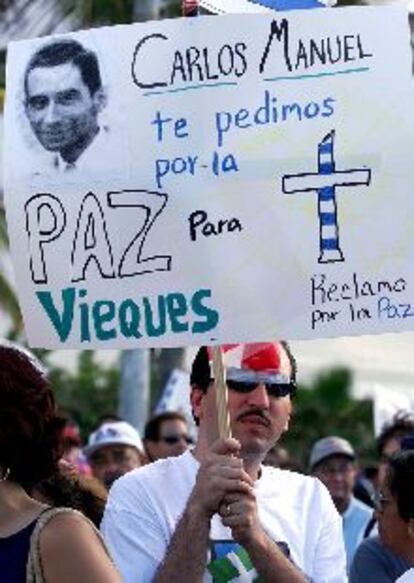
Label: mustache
xmin=236 ymin=407 xmax=271 ymax=427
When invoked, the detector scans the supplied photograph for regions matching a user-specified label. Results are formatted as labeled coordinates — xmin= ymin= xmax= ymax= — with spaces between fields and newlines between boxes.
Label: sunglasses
xmin=161 ymin=434 xmax=193 ymax=445
xmin=373 ymin=491 xmax=392 ymax=513
xmin=226 ymin=379 xmax=296 ymax=398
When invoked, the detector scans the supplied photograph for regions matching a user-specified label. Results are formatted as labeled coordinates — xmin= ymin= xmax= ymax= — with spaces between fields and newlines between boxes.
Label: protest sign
xmin=4 ymin=6 xmax=414 ymax=349
xmin=155 ymin=368 xmax=196 ymax=430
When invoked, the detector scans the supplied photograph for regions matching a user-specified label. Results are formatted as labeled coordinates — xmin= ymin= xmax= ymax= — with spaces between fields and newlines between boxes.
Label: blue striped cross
xmin=282 ymin=130 xmax=371 ymax=263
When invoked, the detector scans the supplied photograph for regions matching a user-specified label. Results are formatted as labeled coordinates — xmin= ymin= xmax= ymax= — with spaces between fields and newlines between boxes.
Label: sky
xmin=291 ymin=333 xmax=414 ymax=398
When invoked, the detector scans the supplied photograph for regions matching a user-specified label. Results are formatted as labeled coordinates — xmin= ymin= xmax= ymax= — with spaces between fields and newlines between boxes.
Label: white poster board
xmin=373 ymin=385 xmax=414 ymax=437
xmin=4 ymin=7 xmax=414 ymax=349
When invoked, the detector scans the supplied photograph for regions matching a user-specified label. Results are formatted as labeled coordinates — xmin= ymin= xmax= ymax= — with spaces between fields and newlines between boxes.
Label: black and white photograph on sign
xmin=18 ymin=38 xmax=126 ymax=178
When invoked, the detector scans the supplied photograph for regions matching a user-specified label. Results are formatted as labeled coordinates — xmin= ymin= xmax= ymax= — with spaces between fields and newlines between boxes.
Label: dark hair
xmin=0 ymin=343 xmax=64 ymax=489
xmin=190 ymin=347 xmax=211 ymax=393
xmin=377 ymin=413 xmax=414 ymax=457
xmin=33 ymin=471 xmax=107 ymax=528
xmin=144 ymin=411 xmax=187 ymax=441
xmin=387 ymin=450 xmax=414 ymax=522
xmin=24 ymin=39 xmax=102 ymax=98
xmin=190 ymin=342 xmax=298 ymax=394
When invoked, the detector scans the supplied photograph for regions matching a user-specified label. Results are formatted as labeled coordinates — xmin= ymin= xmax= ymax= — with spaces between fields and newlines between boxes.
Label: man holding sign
xmin=102 ymin=342 xmax=347 ymax=582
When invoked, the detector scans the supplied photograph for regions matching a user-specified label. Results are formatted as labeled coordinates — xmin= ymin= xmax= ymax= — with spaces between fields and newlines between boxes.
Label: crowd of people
xmin=1 ymin=339 xmax=414 ymax=582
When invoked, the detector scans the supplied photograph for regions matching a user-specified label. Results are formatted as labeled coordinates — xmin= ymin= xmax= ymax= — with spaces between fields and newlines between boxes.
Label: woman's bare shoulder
xmin=40 ymin=509 xmax=95 ymax=540
xmin=39 ymin=510 xmax=121 ymax=583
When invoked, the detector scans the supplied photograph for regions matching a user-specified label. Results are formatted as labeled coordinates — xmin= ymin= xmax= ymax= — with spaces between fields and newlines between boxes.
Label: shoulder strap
xmin=26 ymin=507 xmax=109 ymax=583
xmin=363 ymin=516 xmax=376 ymax=539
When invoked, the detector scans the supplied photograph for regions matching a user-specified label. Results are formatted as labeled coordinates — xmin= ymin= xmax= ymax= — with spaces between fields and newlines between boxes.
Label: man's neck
xmin=334 ymin=496 xmax=351 ymax=515
xmin=192 ymin=442 xmax=264 ymax=481
xmin=60 ymin=125 xmax=99 ymax=164
xmin=240 ymin=451 xmax=264 ymax=481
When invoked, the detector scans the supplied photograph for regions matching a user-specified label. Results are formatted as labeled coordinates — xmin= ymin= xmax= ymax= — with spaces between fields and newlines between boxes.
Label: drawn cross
xmin=282 ymin=130 xmax=371 ymax=263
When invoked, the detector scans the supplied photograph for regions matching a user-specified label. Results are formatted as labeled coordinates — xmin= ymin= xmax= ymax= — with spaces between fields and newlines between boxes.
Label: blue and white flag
xmin=249 ymin=0 xmax=335 ymax=9
xmin=198 ymin=0 xmax=336 ymax=14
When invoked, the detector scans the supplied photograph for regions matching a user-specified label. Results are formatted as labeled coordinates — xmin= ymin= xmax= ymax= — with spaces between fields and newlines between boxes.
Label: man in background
xmin=350 ymin=415 xmax=414 ymax=582
xmin=376 ymin=414 xmax=414 ymax=488
xmin=84 ymin=420 xmax=145 ymax=489
xmin=310 ymin=436 xmax=372 ymax=571
xmin=144 ymin=411 xmax=192 ymax=462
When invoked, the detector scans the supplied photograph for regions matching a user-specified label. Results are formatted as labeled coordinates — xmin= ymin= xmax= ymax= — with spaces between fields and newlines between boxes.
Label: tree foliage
xmin=36 ymin=349 xmax=120 ymax=437
xmin=54 ymin=0 xmax=182 ymax=28
xmin=0 ymin=208 xmax=23 ymax=339
xmin=282 ymin=368 xmax=374 ymax=469
xmin=62 ymin=0 xmax=135 ymax=27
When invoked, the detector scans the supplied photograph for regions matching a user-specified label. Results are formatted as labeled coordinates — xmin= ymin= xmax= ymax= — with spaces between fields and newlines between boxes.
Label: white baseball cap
xmin=309 ymin=436 xmax=355 ymax=471
xmin=84 ymin=421 xmax=144 ymax=459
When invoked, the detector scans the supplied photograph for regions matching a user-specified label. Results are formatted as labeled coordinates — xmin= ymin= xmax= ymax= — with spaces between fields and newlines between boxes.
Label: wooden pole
xmin=211 ymin=345 xmax=231 ymax=439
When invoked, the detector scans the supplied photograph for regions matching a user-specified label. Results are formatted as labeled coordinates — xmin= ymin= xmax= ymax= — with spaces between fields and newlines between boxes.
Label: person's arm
xmin=244 ymin=532 xmax=309 ymax=583
xmin=153 ymin=492 xmax=211 ymax=583
xmin=40 ymin=512 xmax=121 ymax=583
xmin=154 ymin=438 xmax=254 ymax=583
xmin=220 ymin=490 xmax=308 ymax=583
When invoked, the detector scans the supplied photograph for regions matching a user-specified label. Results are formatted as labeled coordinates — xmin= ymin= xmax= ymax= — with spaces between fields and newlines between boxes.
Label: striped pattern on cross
xmin=248 ymin=0 xmax=331 ymax=9
xmin=282 ymin=130 xmax=371 ymax=264
xmin=318 ymin=131 xmax=343 ymax=263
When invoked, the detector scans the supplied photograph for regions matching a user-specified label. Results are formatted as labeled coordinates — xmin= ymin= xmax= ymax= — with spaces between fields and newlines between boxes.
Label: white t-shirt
xmin=397 ymin=569 xmax=414 ymax=582
xmin=101 ymin=450 xmax=347 ymax=583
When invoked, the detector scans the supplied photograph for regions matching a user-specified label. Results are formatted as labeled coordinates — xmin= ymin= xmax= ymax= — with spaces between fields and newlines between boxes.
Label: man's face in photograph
xmin=25 ymin=62 xmax=103 ymax=158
